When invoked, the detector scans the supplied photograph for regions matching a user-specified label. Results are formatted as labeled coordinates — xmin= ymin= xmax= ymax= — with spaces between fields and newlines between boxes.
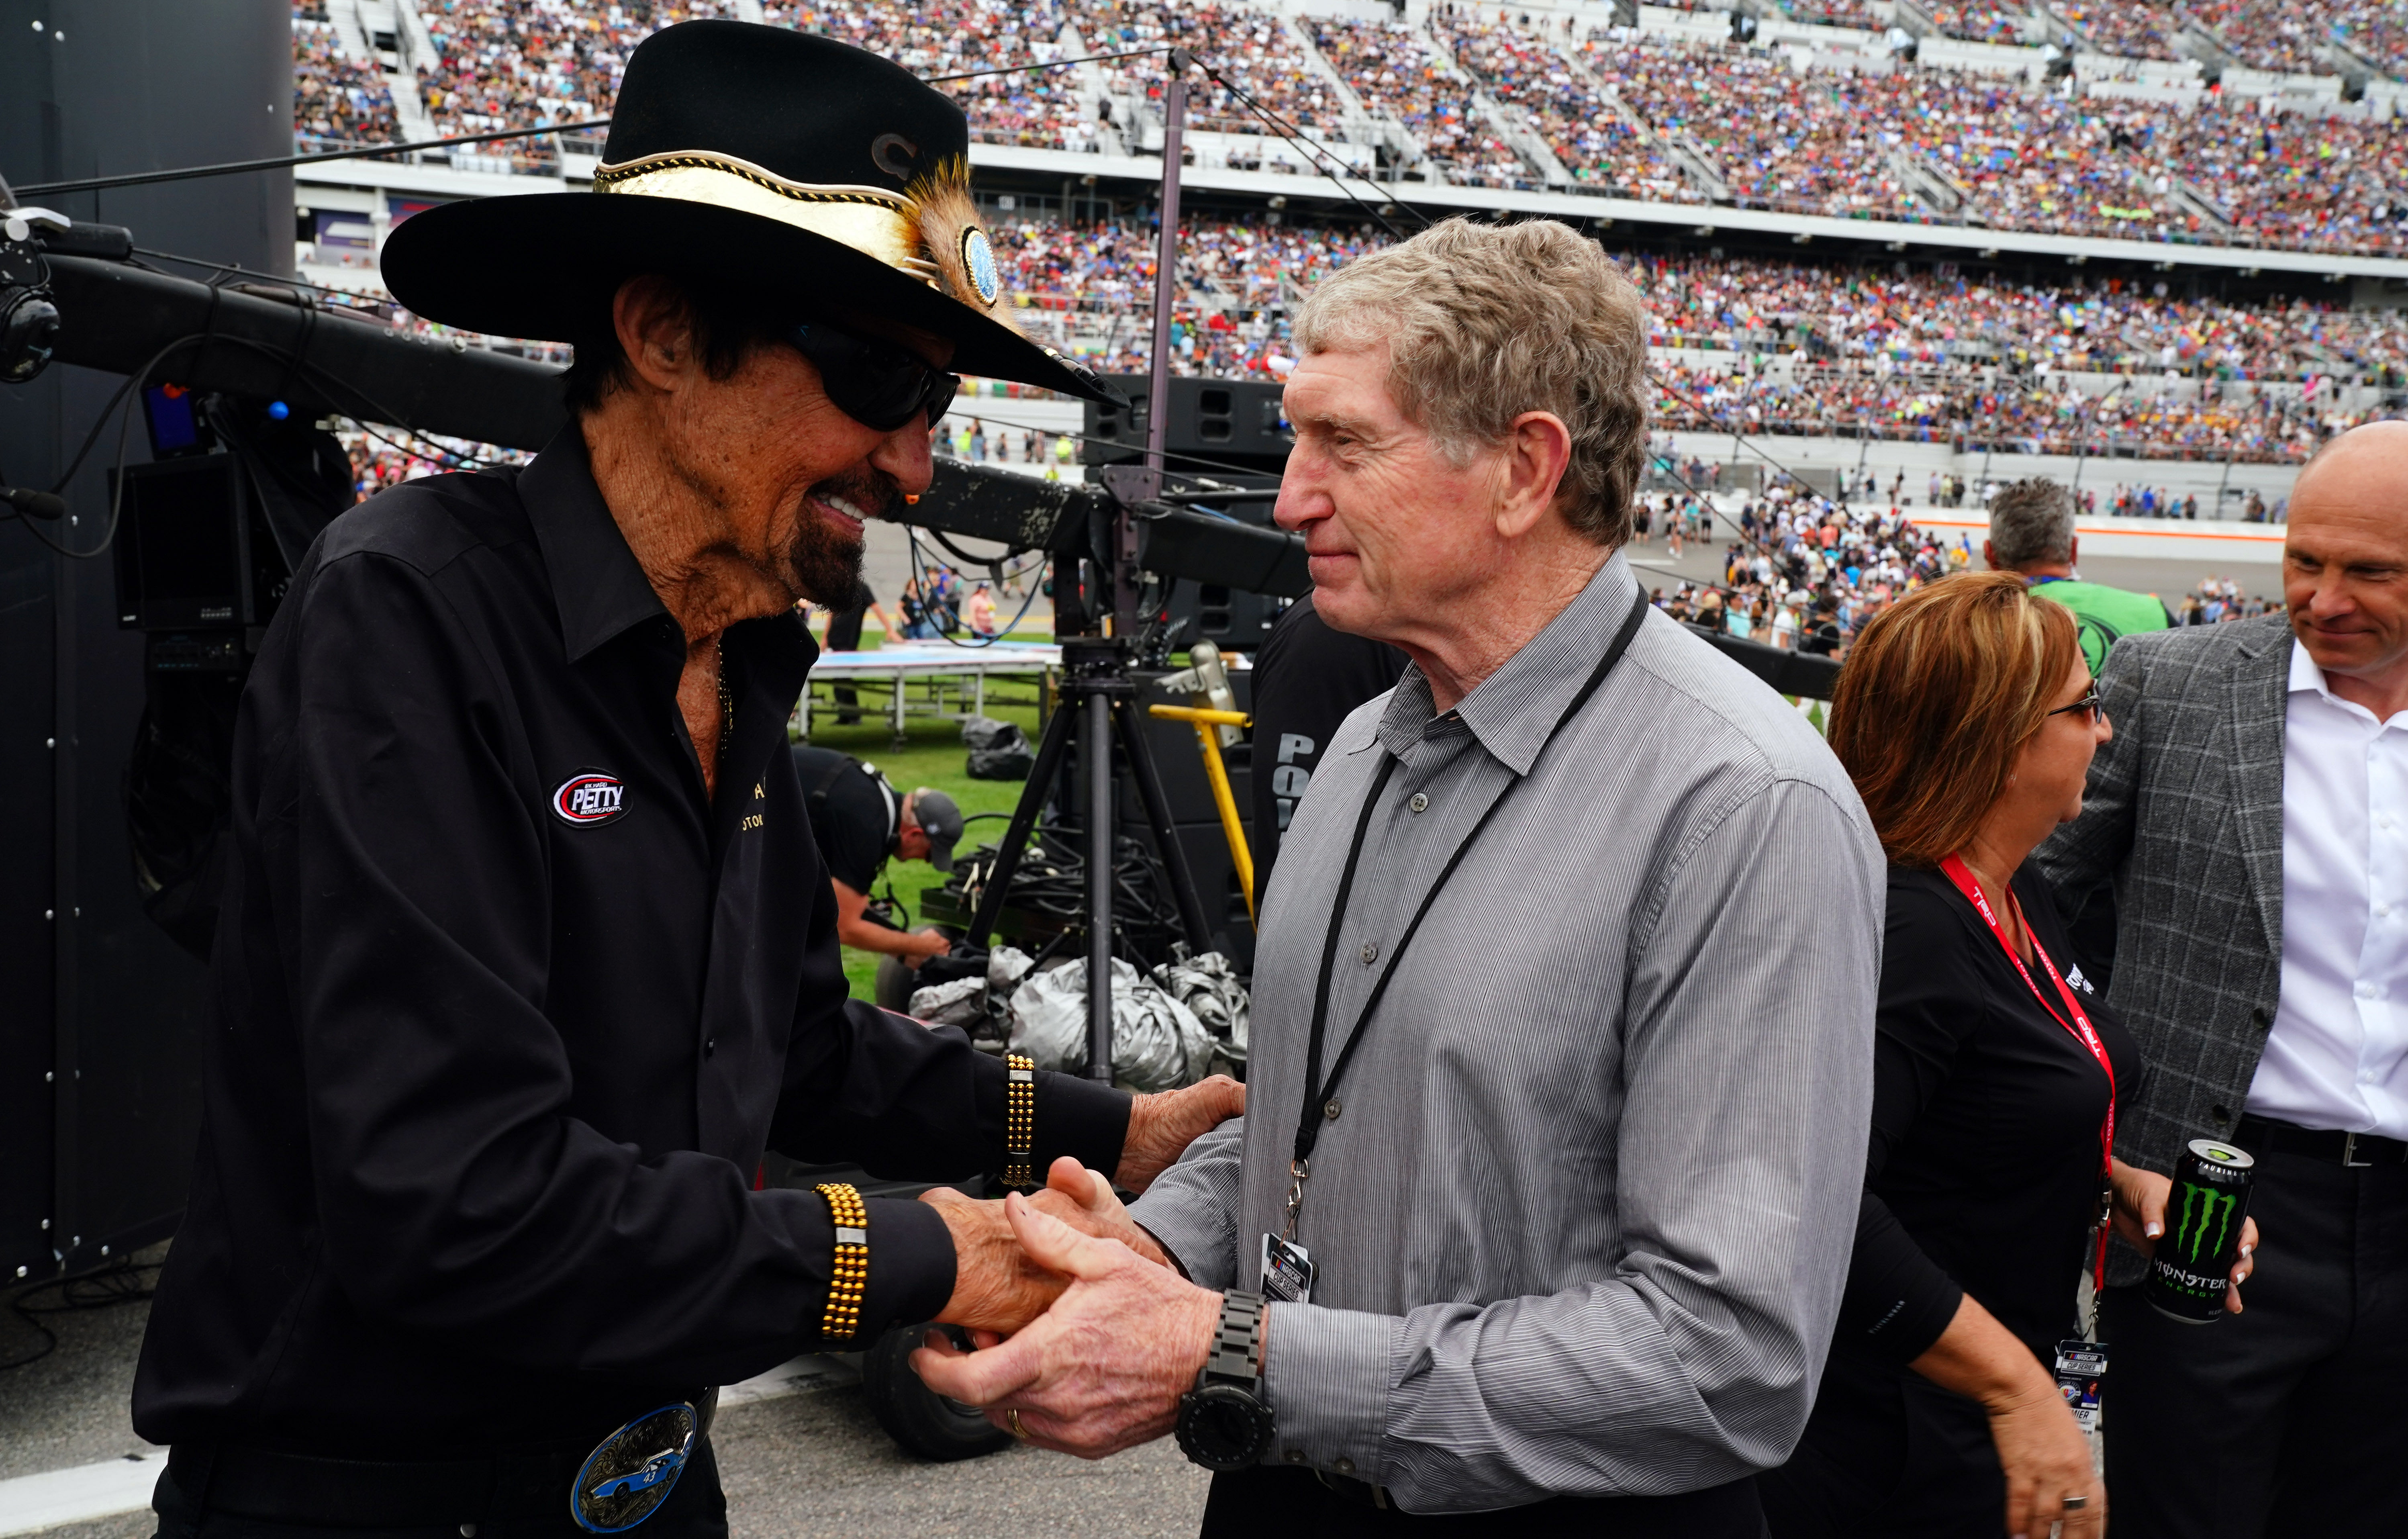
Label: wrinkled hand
xmin=2111 ymin=1161 xmax=2259 ymax=1313
xmin=910 ymin=1194 xmax=1220 ymax=1459
xmin=1985 ymin=1384 xmax=2104 ymax=1539
xmin=921 ymin=1179 xmax=1166 ymax=1334
xmin=1116 ymin=1075 xmax=1244 ymax=1192
xmin=1043 ymin=1157 xmax=1170 ymax=1269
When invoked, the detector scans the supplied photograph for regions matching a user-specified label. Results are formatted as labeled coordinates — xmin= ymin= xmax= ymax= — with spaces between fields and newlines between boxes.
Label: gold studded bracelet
xmin=1004 ymin=1053 xmax=1037 ymax=1189
xmin=815 ymin=1183 xmax=868 ymax=1342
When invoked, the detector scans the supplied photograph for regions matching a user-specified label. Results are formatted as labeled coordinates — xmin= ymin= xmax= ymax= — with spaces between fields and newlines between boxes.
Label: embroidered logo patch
xmin=551 ymin=771 xmax=627 ymax=826
xmin=960 ymin=226 xmax=1000 ymax=307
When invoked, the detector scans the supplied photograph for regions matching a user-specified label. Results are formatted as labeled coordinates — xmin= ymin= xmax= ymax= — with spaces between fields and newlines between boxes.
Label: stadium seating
xmin=293 ymin=14 xmax=402 ymax=147
xmin=293 ymin=0 xmax=2405 ymax=465
xmin=1433 ymin=14 xmax=1700 ymax=198
xmin=947 ymin=212 xmax=2401 ymax=462
xmin=1924 ymin=3 xmax=2031 ymax=46
xmin=2188 ymin=0 xmax=2343 ymax=75
xmin=292 ymin=0 xmax=2408 ymax=258
xmin=769 ymin=0 xmax=1092 ymax=149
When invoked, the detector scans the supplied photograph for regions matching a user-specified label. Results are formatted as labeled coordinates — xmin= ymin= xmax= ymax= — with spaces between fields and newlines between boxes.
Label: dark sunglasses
xmin=784 ymin=319 xmax=960 ymax=433
xmin=2047 ymin=685 xmax=2105 ymax=724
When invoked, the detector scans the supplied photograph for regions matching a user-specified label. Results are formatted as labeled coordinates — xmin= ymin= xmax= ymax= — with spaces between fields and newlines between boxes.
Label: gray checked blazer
xmin=2035 ymin=612 xmax=2293 ymax=1254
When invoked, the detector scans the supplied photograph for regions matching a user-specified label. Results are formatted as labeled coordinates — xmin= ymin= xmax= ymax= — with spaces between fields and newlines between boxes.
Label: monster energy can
xmin=2143 ymin=1139 xmax=2256 ymax=1324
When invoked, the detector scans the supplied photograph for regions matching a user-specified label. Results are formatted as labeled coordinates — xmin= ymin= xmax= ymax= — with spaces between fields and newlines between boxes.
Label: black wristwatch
xmin=1175 ymin=1290 xmax=1276 ymax=1472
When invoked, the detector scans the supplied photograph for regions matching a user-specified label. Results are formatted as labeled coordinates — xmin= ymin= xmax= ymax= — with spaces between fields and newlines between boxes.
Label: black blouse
xmin=1836 ymin=861 xmax=2149 ymax=1367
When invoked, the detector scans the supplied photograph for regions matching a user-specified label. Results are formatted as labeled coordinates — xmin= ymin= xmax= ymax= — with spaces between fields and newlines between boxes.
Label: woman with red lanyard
xmin=1761 ymin=573 xmax=2259 ymax=1538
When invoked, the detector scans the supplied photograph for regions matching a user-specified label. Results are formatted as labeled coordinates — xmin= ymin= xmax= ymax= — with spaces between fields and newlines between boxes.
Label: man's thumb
xmin=1006 ymin=1191 xmax=1122 ymax=1279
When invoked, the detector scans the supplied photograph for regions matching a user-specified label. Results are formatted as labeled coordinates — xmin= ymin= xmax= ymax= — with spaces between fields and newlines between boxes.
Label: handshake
xmin=909 ymin=1073 xmax=1245 ymax=1459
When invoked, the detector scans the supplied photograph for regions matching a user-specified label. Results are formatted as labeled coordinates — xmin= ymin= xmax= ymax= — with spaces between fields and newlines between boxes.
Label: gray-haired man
xmin=1984 ymin=477 xmax=2170 ymax=673
xmin=915 ymin=219 xmax=1882 ymax=1532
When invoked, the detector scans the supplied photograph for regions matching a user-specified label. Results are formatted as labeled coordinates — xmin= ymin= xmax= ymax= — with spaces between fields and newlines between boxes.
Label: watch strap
xmin=1202 ymin=1289 xmax=1264 ymax=1390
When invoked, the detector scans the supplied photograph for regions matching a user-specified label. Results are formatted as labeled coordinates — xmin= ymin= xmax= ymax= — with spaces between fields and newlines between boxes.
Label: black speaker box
xmin=1082 ymin=375 xmax=1292 ymax=473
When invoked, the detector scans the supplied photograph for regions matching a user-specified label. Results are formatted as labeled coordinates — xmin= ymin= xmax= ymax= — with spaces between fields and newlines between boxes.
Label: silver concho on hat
xmin=570 ymin=1401 xmax=700 ymax=1533
xmin=960 ymin=226 xmax=1000 ymax=309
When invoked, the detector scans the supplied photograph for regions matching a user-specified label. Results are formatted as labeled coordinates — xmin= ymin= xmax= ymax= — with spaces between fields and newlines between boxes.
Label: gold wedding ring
xmin=1006 ymin=1408 xmax=1028 ymax=1441
xmin=2062 ymin=1495 xmax=2089 ymax=1510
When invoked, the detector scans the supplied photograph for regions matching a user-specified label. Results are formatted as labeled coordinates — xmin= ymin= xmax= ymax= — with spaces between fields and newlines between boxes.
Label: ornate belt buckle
xmin=570 ymin=1401 xmax=698 ymax=1533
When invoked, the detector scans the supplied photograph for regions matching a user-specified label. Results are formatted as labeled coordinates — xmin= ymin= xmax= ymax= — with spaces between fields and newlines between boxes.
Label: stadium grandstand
xmin=287 ymin=0 xmax=2407 ymax=503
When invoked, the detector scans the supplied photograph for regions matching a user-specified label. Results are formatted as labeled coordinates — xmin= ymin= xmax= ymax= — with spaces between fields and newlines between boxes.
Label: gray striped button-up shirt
xmin=1131 ymin=553 xmax=1883 ymax=1512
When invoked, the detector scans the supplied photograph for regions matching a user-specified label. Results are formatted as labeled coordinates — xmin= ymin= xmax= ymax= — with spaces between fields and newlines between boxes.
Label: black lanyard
xmin=1287 ymin=585 xmax=1651 ymax=1217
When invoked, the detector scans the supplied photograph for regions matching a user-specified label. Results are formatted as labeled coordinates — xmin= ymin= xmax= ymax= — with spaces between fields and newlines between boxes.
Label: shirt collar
xmin=519 ymin=425 xmax=671 ymax=663
xmin=1376 ymin=550 xmax=1639 ymax=777
xmin=2288 ymin=634 xmax=2408 ymax=731
xmin=2288 ymin=634 xmax=2324 ymax=698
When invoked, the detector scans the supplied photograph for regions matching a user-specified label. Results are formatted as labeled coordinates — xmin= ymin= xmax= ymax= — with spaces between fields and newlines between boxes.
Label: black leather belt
xmin=2236 ymin=1113 xmax=2408 ymax=1168
xmin=167 ymin=1438 xmax=693 ymax=1527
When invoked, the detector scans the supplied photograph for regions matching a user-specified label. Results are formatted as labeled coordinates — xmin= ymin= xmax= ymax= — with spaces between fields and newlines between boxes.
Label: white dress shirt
xmin=2248 ymin=642 xmax=2408 ymax=1137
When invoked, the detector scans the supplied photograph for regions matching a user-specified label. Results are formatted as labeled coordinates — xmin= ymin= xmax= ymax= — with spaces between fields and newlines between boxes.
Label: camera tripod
xmin=962 ymin=636 xmax=1214 ymax=1082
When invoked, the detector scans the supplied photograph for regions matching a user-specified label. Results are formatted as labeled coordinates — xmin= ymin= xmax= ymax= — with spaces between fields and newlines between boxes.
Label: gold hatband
xmin=592 ymin=151 xmax=938 ymax=283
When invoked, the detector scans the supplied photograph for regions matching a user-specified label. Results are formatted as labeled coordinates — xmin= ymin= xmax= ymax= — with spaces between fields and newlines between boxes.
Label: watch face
xmin=1176 ymin=1384 xmax=1274 ymax=1473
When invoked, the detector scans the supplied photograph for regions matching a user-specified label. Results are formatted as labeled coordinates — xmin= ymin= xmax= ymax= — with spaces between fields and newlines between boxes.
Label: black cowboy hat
xmin=381 ymin=20 xmax=1110 ymax=401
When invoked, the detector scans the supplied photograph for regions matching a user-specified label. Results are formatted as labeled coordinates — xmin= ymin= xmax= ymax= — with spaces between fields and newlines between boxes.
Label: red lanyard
xmin=1940 ymin=856 xmax=2117 ymax=1290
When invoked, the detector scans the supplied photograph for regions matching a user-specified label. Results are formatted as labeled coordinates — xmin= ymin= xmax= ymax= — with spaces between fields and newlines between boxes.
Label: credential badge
xmin=552 ymin=771 xmax=628 ymax=826
xmin=960 ymin=225 xmax=1000 ymax=308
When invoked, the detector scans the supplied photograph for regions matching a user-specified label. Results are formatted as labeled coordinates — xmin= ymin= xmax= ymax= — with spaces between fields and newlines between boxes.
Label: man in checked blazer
xmin=2037 ymin=421 xmax=2408 ymax=1539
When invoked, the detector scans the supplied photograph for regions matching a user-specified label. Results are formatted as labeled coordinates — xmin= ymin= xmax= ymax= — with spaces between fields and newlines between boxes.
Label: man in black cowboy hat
xmin=130 ymin=21 xmax=1238 ymax=1537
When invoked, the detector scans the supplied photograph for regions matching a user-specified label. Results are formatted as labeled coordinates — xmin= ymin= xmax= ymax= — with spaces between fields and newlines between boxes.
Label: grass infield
xmin=796 ymin=627 xmax=1053 ymax=1001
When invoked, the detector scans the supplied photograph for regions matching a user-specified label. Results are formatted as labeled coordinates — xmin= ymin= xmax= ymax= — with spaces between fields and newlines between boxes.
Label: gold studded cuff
xmin=816 ymin=1182 xmax=868 ymax=1343
xmin=1004 ymin=1053 xmax=1038 ymax=1190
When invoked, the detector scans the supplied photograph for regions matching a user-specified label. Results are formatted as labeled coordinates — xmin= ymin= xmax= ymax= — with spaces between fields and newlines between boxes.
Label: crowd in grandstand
xmin=771 ymin=0 xmax=1095 ymax=149
xmin=293 ymin=16 xmax=402 ymax=147
xmin=1431 ymin=12 xmax=1700 ymax=198
xmin=1084 ymin=2 xmax=1342 ymax=138
xmin=1648 ymin=356 xmax=2356 ymax=461
xmin=2190 ymin=0 xmax=2333 ymax=74
xmin=1627 ymin=250 xmax=2408 ymax=381
xmin=2153 ymin=105 xmax=2408 ymax=255
xmin=292 ymin=0 xmax=2408 ymax=258
xmin=1925 ymin=2 xmax=2032 ymax=45
xmin=1309 ymin=16 xmax=1537 ymax=189
xmin=987 ymin=212 xmax=2402 ymax=367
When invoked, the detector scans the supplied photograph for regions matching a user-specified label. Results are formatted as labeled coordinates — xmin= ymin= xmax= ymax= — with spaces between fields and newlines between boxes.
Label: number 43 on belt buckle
xmin=571 ymin=1396 xmax=711 ymax=1533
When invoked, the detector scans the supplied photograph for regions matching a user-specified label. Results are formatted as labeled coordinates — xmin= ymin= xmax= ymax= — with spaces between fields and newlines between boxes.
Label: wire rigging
xmin=1189 ymin=60 xmax=1432 ymax=241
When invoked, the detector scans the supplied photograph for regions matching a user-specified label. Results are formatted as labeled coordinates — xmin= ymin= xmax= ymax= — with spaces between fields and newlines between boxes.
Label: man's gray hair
xmin=1293 ymin=217 xmax=1648 ymax=548
xmin=1988 ymin=477 xmax=2076 ymax=568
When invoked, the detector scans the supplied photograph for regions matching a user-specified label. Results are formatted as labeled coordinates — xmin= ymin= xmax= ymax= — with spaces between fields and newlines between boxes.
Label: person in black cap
xmin=789 ymin=743 xmax=962 ymax=963
xmin=131 ymin=22 xmax=1240 ymax=1539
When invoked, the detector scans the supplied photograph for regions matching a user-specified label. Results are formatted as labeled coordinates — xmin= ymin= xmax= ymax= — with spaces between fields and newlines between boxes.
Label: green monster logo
xmin=2173 ymin=1181 xmax=2239 ymax=1270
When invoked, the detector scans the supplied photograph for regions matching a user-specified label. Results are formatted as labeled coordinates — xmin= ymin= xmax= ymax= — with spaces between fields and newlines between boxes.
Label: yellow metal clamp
xmin=1148 ymin=705 xmax=1256 ymax=922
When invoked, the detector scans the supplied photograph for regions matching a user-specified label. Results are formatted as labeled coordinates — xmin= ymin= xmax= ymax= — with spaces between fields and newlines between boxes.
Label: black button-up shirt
xmin=133 ymin=429 xmax=1126 ymax=1456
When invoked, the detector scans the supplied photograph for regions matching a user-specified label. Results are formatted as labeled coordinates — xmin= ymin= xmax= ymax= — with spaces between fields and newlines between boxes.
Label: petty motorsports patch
xmin=571 ymin=1401 xmax=696 ymax=1531
xmin=552 ymin=771 xmax=628 ymax=826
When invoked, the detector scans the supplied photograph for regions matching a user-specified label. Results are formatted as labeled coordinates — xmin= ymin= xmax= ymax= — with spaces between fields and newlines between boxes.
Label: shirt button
xmin=1285 ymin=1449 xmax=1305 ymax=1464
xmin=1360 ymin=940 xmax=1379 ymax=965
xmin=1325 ymin=1099 xmax=1342 ymax=1120
xmin=1334 ymin=1458 xmax=1356 ymax=1476
xmin=1409 ymin=792 xmax=1429 ymax=813
xmin=2382 ymin=904 xmax=2395 ymax=918
xmin=704 ymin=1037 xmax=717 ymax=1057
xmin=2357 ymin=982 xmax=2378 ymax=1000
